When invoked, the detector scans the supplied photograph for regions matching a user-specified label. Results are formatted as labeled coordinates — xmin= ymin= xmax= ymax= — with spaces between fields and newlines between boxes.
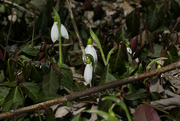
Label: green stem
xmin=59 ymin=35 xmax=62 ymax=66
xmin=3 ymin=11 xmax=13 ymax=61
xmin=31 ymin=12 xmax=36 ymax=45
xmin=99 ymin=46 xmax=107 ymax=65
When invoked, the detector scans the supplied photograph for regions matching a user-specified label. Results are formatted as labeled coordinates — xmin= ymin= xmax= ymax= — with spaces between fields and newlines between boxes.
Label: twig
xmin=65 ymin=0 xmax=87 ymax=62
xmin=0 ymin=61 xmax=180 ymax=120
xmin=1 ymin=0 xmax=34 ymax=16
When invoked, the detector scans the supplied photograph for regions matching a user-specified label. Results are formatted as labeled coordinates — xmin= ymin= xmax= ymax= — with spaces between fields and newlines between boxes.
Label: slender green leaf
xmin=85 ymin=110 xmax=119 ymax=121
xmin=6 ymin=59 xmax=15 ymax=81
xmin=106 ymin=47 xmax=116 ymax=64
xmin=146 ymin=57 xmax=168 ymax=71
xmin=89 ymin=27 xmax=100 ymax=47
xmin=42 ymin=67 xmax=59 ymax=96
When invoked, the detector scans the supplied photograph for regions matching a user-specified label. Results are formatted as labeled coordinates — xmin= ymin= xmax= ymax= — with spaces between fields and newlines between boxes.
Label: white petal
xmin=82 ymin=45 xmax=98 ymax=64
xmin=51 ymin=22 xmax=59 ymax=42
xmin=127 ymin=47 xmax=132 ymax=54
xmin=61 ymin=24 xmax=69 ymax=39
xmin=84 ymin=64 xmax=93 ymax=84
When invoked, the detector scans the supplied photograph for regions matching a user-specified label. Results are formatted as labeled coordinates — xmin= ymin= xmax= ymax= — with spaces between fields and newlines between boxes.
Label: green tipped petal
xmin=87 ymin=38 xmax=93 ymax=45
xmin=86 ymin=58 xmax=91 ymax=64
xmin=53 ymin=16 xmax=57 ymax=22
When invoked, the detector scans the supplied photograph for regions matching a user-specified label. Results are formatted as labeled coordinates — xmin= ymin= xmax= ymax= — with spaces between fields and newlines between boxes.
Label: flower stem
xmin=31 ymin=11 xmax=36 ymax=46
xmin=52 ymin=8 xmax=62 ymax=67
xmin=3 ymin=9 xmax=13 ymax=61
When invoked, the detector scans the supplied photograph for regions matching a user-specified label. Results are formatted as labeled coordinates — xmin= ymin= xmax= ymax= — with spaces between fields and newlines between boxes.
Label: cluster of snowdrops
xmin=51 ymin=9 xmax=136 ymax=86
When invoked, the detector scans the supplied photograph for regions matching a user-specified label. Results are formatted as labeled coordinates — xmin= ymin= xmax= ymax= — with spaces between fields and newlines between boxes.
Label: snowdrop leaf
xmin=146 ymin=57 xmax=168 ymax=71
xmin=89 ymin=27 xmax=100 ymax=47
xmin=85 ymin=110 xmax=119 ymax=121
xmin=106 ymin=47 xmax=116 ymax=64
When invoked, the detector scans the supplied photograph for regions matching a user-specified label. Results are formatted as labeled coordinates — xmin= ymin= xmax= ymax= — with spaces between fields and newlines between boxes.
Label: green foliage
xmin=42 ymin=66 xmax=59 ymax=96
xmin=0 ymin=0 xmax=180 ymax=120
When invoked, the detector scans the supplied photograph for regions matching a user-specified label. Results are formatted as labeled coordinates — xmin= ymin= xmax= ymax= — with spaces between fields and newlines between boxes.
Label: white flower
xmin=82 ymin=38 xmax=98 ymax=64
xmin=126 ymin=47 xmax=132 ymax=54
xmin=51 ymin=22 xmax=69 ymax=42
xmin=83 ymin=45 xmax=98 ymax=64
xmin=51 ymin=22 xmax=59 ymax=42
xmin=61 ymin=24 xmax=69 ymax=39
xmin=84 ymin=59 xmax=93 ymax=85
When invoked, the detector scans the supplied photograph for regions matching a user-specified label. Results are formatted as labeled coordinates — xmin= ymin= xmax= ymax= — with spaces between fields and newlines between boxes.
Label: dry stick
xmin=0 ymin=61 xmax=180 ymax=120
xmin=1 ymin=0 xmax=34 ymax=16
xmin=66 ymin=0 xmax=87 ymax=62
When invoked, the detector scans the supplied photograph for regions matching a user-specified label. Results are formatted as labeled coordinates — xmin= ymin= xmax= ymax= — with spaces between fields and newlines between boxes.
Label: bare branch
xmin=1 ymin=0 xmax=34 ymax=16
xmin=65 ymin=0 xmax=87 ymax=62
xmin=0 ymin=61 xmax=180 ymax=120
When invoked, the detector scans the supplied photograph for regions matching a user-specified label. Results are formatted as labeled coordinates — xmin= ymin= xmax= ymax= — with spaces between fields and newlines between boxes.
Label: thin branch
xmin=65 ymin=0 xmax=87 ymax=62
xmin=1 ymin=0 xmax=34 ymax=16
xmin=0 ymin=61 xmax=180 ymax=120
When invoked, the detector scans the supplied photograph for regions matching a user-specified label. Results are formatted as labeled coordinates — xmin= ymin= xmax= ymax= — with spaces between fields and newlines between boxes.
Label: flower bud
xmin=84 ymin=58 xmax=93 ymax=85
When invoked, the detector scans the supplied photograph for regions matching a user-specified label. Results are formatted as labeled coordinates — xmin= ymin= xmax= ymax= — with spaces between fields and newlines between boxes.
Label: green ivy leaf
xmin=0 ymin=86 xmax=10 ymax=105
xmin=110 ymin=46 xmax=124 ymax=72
xmin=147 ymin=10 xmax=160 ymax=31
xmin=2 ymin=86 xmax=24 ymax=112
xmin=124 ymin=89 xmax=147 ymax=100
xmin=19 ymin=45 xmax=39 ymax=56
xmin=114 ymin=27 xmax=129 ymax=44
xmin=21 ymin=82 xmax=41 ymax=102
xmin=28 ymin=0 xmax=47 ymax=12
xmin=42 ymin=67 xmax=59 ymax=96
xmin=126 ymin=10 xmax=140 ymax=36
xmin=60 ymin=64 xmax=74 ymax=91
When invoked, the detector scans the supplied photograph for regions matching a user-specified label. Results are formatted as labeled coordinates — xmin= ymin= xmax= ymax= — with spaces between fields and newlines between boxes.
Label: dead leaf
xmin=133 ymin=104 xmax=161 ymax=121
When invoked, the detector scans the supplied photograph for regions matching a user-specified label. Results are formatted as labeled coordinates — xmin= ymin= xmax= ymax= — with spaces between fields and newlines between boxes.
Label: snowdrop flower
xmin=51 ymin=17 xmax=69 ymax=42
xmin=126 ymin=46 xmax=139 ymax=63
xmin=83 ymin=38 xmax=98 ymax=64
xmin=84 ymin=58 xmax=93 ymax=85
xmin=126 ymin=47 xmax=132 ymax=54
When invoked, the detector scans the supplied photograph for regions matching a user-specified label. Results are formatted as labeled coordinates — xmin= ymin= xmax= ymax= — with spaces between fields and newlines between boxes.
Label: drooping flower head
xmin=84 ymin=58 xmax=93 ymax=85
xmin=51 ymin=16 xmax=69 ymax=43
xmin=83 ymin=38 xmax=98 ymax=64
